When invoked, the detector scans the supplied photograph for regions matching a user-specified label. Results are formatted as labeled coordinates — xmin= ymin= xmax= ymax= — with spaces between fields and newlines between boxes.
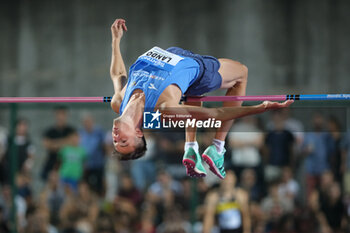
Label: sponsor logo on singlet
xmin=148 ymin=83 xmax=157 ymax=90
xmin=132 ymin=70 xmax=165 ymax=81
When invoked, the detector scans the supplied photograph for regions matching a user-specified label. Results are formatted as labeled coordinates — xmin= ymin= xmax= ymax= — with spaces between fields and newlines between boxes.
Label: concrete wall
xmin=1 ymin=0 xmax=350 ymax=99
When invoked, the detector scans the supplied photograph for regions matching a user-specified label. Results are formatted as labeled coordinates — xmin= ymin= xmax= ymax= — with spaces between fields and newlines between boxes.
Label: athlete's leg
xmin=184 ymin=101 xmax=201 ymax=142
xmin=215 ymin=58 xmax=248 ymax=141
xmin=182 ymin=101 xmax=207 ymax=177
xmin=202 ymin=58 xmax=248 ymax=179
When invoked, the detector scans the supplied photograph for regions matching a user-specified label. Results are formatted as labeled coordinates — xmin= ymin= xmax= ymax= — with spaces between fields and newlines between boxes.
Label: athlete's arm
xmin=161 ymin=100 xmax=293 ymax=121
xmin=110 ymin=18 xmax=128 ymax=113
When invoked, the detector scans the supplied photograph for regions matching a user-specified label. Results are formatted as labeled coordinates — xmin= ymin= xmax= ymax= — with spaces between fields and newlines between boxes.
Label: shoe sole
xmin=182 ymin=159 xmax=206 ymax=178
xmin=202 ymin=154 xmax=225 ymax=179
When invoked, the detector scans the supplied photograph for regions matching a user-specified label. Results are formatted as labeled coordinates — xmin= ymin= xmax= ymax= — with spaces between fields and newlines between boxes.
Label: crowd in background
xmin=0 ymin=106 xmax=349 ymax=233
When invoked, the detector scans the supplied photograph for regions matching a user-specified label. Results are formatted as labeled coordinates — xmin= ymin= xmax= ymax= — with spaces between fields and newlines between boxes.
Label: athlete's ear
xmin=135 ymin=127 xmax=143 ymax=138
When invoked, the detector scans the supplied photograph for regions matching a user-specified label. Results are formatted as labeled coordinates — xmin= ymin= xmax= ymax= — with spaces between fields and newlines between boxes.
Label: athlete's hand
xmin=111 ymin=18 xmax=127 ymax=40
xmin=259 ymin=100 xmax=294 ymax=112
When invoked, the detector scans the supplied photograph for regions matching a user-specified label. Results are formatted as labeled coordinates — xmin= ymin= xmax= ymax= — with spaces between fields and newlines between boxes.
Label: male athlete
xmin=110 ymin=19 xmax=293 ymax=179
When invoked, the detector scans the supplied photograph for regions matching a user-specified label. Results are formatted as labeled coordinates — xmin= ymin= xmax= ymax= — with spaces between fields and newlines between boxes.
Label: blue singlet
xmin=119 ymin=47 xmax=200 ymax=114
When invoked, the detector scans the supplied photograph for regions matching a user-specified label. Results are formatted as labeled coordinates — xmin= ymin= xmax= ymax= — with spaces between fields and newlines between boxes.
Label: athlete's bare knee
xmin=241 ymin=63 xmax=248 ymax=73
xmin=241 ymin=64 xmax=248 ymax=80
xmin=219 ymin=59 xmax=248 ymax=77
xmin=234 ymin=62 xmax=248 ymax=78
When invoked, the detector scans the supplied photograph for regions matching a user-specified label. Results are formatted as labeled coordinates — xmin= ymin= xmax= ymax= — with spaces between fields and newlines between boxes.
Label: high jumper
xmin=108 ymin=18 xmax=294 ymax=179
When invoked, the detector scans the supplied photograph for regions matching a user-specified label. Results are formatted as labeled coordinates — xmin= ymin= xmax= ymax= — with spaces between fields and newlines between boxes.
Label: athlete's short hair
xmin=113 ymin=135 xmax=147 ymax=160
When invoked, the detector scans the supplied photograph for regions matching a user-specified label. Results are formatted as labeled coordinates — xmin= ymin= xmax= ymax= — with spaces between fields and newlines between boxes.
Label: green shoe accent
xmin=202 ymin=145 xmax=226 ymax=179
xmin=182 ymin=147 xmax=207 ymax=178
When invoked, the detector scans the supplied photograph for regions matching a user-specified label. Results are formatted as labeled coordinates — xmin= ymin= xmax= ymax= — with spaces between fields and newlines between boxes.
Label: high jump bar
xmin=0 ymin=94 xmax=349 ymax=103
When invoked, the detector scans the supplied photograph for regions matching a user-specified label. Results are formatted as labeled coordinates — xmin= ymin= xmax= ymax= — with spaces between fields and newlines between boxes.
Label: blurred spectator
xmin=147 ymin=171 xmax=183 ymax=207
xmin=293 ymin=206 xmax=317 ymax=233
xmin=303 ymin=113 xmax=329 ymax=197
xmin=196 ymin=179 xmax=210 ymax=204
xmin=11 ymin=119 xmax=35 ymax=172
xmin=16 ymin=172 xmax=33 ymax=208
xmin=0 ymin=126 xmax=7 ymax=159
xmin=309 ymin=171 xmax=334 ymax=231
xmin=249 ymin=202 xmax=265 ymax=233
xmin=158 ymin=132 xmax=186 ymax=178
xmin=117 ymin=173 xmax=142 ymax=207
xmin=1 ymin=119 xmax=35 ymax=184
xmin=42 ymin=106 xmax=75 ymax=181
xmin=278 ymin=167 xmax=299 ymax=202
xmin=113 ymin=198 xmax=138 ymax=233
xmin=268 ymin=108 xmax=304 ymax=146
xmin=59 ymin=182 xmax=99 ymax=233
xmin=180 ymin=177 xmax=208 ymax=223
xmin=261 ymin=180 xmax=293 ymax=232
xmin=79 ymin=114 xmax=106 ymax=196
xmin=326 ymin=116 xmax=343 ymax=184
xmin=192 ymin=178 xmax=210 ymax=211
xmin=131 ymin=132 xmax=156 ymax=191
xmin=202 ymin=170 xmax=250 ymax=233
xmin=0 ymin=185 xmax=27 ymax=230
xmin=310 ymin=171 xmax=334 ymax=204
xmin=311 ymin=182 xmax=347 ymax=233
xmin=58 ymin=130 xmax=87 ymax=192
xmin=0 ymin=126 xmax=6 ymax=185
xmin=147 ymin=171 xmax=183 ymax=225
xmin=59 ymin=198 xmax=85 ymax=233
xmin=228 ymin=117 xmax=264 ymax=183
xmin=239 ymin=170 xmax=266 ymax=232
xmin=25 ymin=205 xmax=58 ymax=233
xmin=104 ymin=130 xmax=120 ymax=202
xmin=75 ymin=182 xmax=99 ymax=232
xmin=40 ymin=170 xmax=65 ymax=226
xmin=0 ymin=205 xmax=10 ymax=233
xmin=136 ymin=202 xmax=157 ymax=233
xmin=239 ymin=168 xmax=262 ymax=202
xmin=264 ymin=111 xmax=295 ymax=181
xmin=94 ymin=212 xmax=115 ymax=233
xmin=270 ymin=214 xmax=296 ymax=233
xmin=157 ymin=207 xmax=191 ymax=233
xmin=341 ymin=130 xmax=350 ymax=197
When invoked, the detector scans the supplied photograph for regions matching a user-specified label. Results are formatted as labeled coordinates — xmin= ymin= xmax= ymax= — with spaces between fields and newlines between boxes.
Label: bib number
xmin=138 ymin=47 xmax=183 ymax=71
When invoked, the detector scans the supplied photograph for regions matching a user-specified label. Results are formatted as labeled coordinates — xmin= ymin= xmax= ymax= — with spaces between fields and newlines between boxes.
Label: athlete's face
xmin=112 ymin=118 xmax=142 ymax=154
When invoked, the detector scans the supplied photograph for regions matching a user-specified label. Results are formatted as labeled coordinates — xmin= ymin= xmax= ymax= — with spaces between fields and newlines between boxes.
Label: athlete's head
xmin=112 ymin=118 xmax=147 ymax=160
